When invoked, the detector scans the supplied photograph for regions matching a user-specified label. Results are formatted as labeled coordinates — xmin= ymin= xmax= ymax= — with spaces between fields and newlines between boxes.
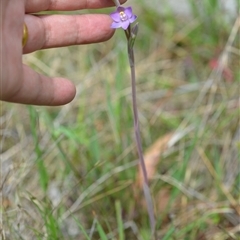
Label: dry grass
xmin=1 ymin=2 xmax=240 ymax=239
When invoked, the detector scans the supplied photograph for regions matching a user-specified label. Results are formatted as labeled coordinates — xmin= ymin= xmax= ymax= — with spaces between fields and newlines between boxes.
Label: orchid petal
xmin=121 ymin=21 xmax=130 ymax=30
xmin=110 ymin=11 xmax=121 ymax=22
xmin=129 ymin=15 xmax=137 ymax=23
xmin=111 ymin=21 xmax=123 ymax=29
xmin=124 ymin=7 xmax=133 ymax=18
xmin=117 ymin=7 xmax=125 ymax=12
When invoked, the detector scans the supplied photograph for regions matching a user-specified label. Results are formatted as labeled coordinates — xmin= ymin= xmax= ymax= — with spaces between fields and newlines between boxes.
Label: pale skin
xmin=0 ymin=0 xmax=126 ymax=105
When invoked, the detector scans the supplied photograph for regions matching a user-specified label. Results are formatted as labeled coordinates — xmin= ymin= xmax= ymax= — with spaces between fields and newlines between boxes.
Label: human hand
xmin=0 ymin=0 xmax=126 ymax=106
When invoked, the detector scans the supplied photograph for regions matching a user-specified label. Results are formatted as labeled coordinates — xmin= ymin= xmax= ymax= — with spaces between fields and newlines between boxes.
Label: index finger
xmin=25 ymin=0 xmax=127 ymax=13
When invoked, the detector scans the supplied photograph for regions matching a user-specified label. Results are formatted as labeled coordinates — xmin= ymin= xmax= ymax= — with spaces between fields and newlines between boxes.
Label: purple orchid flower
xmin=110 ymin=6 xmax=137 ymax=30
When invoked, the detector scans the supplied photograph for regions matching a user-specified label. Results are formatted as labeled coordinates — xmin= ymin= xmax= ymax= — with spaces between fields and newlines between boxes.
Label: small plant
xmin=110 ymin=0 xmax=156 ymax=237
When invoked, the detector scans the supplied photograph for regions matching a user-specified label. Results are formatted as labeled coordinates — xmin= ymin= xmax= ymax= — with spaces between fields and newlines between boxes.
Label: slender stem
xmin=127 ymin=44 xmax=156 ymax=235
xmin=112 ymin=0 xmax=121 ymax=7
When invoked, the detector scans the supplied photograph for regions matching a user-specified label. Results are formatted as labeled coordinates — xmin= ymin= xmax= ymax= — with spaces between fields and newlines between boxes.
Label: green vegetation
xmin=1 ymin=0 xmax=239 ymax=239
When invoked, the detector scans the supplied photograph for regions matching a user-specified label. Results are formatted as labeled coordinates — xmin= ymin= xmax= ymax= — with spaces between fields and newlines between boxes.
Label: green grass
xmin=1 ymin=0 xmax=240 ymax=239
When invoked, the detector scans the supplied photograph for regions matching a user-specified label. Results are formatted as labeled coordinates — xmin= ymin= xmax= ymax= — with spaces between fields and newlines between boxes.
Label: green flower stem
xmin=110 ymin=1 xmax=156 ymax=236
xmin=112 ymin=0 xmax=120 ymax=7
xmin=127 ymin=32 xmax=156 ymax=236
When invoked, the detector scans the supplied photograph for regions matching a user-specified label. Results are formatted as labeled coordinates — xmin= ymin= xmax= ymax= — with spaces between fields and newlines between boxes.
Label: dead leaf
xmin=136 ymin=132 xmax=173 ymax=187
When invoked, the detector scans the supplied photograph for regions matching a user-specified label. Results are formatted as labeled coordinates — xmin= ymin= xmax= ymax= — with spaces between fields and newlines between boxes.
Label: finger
xmin=6 ymin=65 xmax=76 ymax=106
xmin=25 ymin=0 xmax=127 ymax=13
xmin=23 ymin=14 xmax=114 ymax=53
